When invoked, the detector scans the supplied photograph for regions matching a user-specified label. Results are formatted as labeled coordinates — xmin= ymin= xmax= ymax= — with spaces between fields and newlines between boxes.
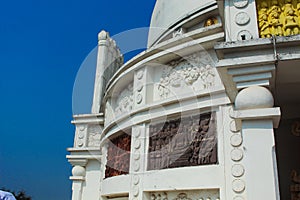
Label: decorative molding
xmin=114 ymin=83 xmax=134 ymax=116
xmin=237 ymin=30 xmax=253 ymax=41
xmin=173 ymin=28 xmax=184 ymax=38
xmin=235 ymin=12 xmax=250 ymax=25
xmin=233 ymin=0 xmax=249 ymax=8
xmin=149 ymin=190 xmax=220 ymax=200
xmin=158 ymin=52 xmax=215 ymax=98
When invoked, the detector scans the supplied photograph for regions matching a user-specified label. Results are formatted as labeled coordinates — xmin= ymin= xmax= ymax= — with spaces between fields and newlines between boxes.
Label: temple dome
xmin=148 ymin=0 xmax=216 ymax=47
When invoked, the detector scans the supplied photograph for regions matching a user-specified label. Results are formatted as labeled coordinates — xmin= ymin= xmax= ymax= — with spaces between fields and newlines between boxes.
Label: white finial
xmin=98 ymin=30 xmax=109 ymax=41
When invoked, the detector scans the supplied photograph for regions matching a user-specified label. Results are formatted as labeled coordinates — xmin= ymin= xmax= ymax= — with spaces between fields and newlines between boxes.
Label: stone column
xmin=231 ymin=86 xmax=281 ymax=199
xmin=91 ymin=30 xmax=110 ymax=113
xmin=129 ymin=124 xmax=147 ymax=200
xmin=70 ymin=164 xmax=86 ymax=200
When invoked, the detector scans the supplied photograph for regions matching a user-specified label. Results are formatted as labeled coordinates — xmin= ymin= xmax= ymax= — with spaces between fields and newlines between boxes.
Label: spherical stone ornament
xmin=133 ymin=175 xmax=140 ymax=185
xmin=232 ymin=164 xmax=245 ymax=177
xmin=72 ymin=165 xmax=86 ymax=176
xmin=137 ymin=83 xmax=144 ymax=92
xmin=78 ymin=132 xmax=85 ymax=139
xmin=134 ymin=163 xmax=140 ymax=172
xmin=137 ymin=70 xmax=144 ymax=80
xmin=133 ymin=186 xmax=139 ymax=197
xmin=79 ymin=126 xmax=85 ymax=131
xmin=134 ymin=140 xmax=141 ymax=149
xmin=235 ymin=12 xmax=250 ymax=25
xmin=237 ymin=30 xmax=253 ymax=41
xmin=230 ymin=120 xmax=240 ymax=133
xmin=77 ymin=140 xmax=84 ymax=147
xmin=235 ymin=86 xmax=274 ymax=110
xmin=231 ymin=134 xmax=243 ymax=147
xmin=136 ymin=94 xmax=143 ymax=104
xmin=133 ymin=128 xmax=141 ymax=138
xmin=232 ymin=179 xmax=246 ymax=193
xmin=134 ymin=152 xmax=140 ymax=160
xmin=231 ymin=149 xmax=243 ymax=161
xmin=233 ymin=0 xmax=248 ymax=8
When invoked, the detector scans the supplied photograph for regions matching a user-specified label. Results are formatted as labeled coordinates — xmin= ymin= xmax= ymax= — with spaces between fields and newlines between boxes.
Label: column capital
xmin=230 ymin=107 xmax=281 ymax=128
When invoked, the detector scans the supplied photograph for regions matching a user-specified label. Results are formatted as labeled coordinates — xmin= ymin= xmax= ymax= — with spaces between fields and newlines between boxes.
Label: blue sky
xmin=0 ymin=0 xmax=156 ymax=199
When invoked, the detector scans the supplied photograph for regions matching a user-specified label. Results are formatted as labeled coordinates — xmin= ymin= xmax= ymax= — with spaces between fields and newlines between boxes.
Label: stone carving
xmin=151 ymin=192 xmax=168 ymax=200
xmin=149 ymin=190 xmax=219 ymax=200
xmin=105 ymin=133 xmax=131 ymax=178
xmin=256 ymin=0 xmax=300 ymax=37
xmin=233 ymin=0 xmax=249 ymax=8
xmin=158 ymin=53 xmax=215 ymax=98
xmin=204 ymin=17 xmax=218 ymax=27
xmin=173 ymin=193 xmax=192 ymax=200
xmin=173 ymin=28 xmax=184 ymax=38
xmin=232 ymin=179 xmax=246 ymax=193
xmin=237 ymin=30 xmax=253 ymax=40
xmin=114 ymin=83 xmax=134 ymax=116
xmin=235 ymin=12 xmax=250 ymax=25
xmin=148 ymin=113 xmax=217 ymax=170
xmin=291 ymin=170 xmax=300 ymax=200
xmin=87 ymin=125 xmax=101 ymax=147
xmin=292 ymin=121 xmax=300 ymax=136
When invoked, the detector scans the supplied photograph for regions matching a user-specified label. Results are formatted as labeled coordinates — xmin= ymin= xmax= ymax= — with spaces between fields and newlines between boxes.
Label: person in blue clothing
xmin=0 ymin=190 xmax=17 ymax=200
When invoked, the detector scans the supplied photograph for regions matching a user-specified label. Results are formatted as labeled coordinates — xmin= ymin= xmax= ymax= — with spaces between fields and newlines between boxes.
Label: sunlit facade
xmin=67 ymin=0 xmax=300 ymax=199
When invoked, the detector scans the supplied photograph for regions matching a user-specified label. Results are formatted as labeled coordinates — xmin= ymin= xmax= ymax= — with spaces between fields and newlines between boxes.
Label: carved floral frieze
xmin=114 ymin=83 xmax=134 ymax=116
xmin=149 ymin=190 xmax=219 ymax=200
xmin=158 ymin=52 xmax=215 ymax=98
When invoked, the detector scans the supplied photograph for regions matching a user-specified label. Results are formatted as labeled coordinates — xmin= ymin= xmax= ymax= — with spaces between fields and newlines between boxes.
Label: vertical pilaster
xmin=92 ymin=31 xmax=110 ymax=114
xmin=224 ymin=0 xmax=259 ymax=41
xmin=231 ymin=86 xmax=281 ymax=199
xmin=129 ymin=124 xmax=147 ymax=200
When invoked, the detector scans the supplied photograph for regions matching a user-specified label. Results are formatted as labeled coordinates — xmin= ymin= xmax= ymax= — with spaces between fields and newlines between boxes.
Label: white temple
xmin=67 ymin=0 xmax=300 ymax=199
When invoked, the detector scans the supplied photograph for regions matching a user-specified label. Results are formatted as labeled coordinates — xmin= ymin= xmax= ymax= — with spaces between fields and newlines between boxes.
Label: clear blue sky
xmin=0 ymin=1 xmax=156 ymax=199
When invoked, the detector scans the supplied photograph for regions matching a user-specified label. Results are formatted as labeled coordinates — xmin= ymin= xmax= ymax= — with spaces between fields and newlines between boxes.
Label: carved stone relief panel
xmin=149 ymin=190 xmax=220 ymax=200
xmin=114 ymin=83 xmax=134 ymax=117
xmin=105 ymin=132 xmax=131 ymax=178
xmin=155 ymin=52 xmax=216 ymax=100
xmin=87 ymin=125 xmax=101 ymax=147
xmin=291 ymin=170 xmax=300 ymax=200
xmin=148 ymin=112 xmax=217 ymax=170
xmin=256 ymin=0 xmax=300 ymax=38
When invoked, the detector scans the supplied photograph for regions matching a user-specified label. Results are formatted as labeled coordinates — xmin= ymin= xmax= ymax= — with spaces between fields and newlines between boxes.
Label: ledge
xmin=71 ymin=113 xmax=104 ymax=125
xmin=230 ymin=107 xmax=281 ymax=128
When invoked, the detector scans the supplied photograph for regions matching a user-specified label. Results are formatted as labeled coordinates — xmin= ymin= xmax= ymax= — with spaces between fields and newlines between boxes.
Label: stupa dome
xmin=148 ymin=0 xmax=216 ymax=47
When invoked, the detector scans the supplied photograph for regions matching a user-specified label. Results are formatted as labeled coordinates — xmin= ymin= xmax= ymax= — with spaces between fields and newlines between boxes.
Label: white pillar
xmin=242 ymin=119 xmax=280 ymax=200
xmin=232 ymin=86 xmax=281 ymax=199
xmin=91 ymin=30 xmax=110 ymax=114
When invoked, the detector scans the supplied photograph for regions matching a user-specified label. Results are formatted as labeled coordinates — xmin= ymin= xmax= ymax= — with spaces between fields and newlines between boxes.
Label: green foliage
xmin=1 ymin=188 xmax=31 ymax=200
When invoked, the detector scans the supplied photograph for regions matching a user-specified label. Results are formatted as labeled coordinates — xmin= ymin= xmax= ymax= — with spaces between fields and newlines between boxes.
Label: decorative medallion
xmin=232 ymin=164 xmax=245 ymax=177
xmin=237 ymin=30 xmax=253 ymax=41
xmin=232 ymin=179 xmax=246 ymax=193
xmin=231 ymin=149 xmax=244 ymax=161
xmin=235 ymin=12 xmax=250 ymax=25
xmin=230 ymin=134 xmax=243 ymax=147
xmin=136 ymin=94 xmax=143 ymax=104
xmin=137 ymin=83 xmax=143 ymax=92
xmin=233 ymin=0 xmax=248 ymax=8
xmin=137 ymin=70 xmax=144 ymax=80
